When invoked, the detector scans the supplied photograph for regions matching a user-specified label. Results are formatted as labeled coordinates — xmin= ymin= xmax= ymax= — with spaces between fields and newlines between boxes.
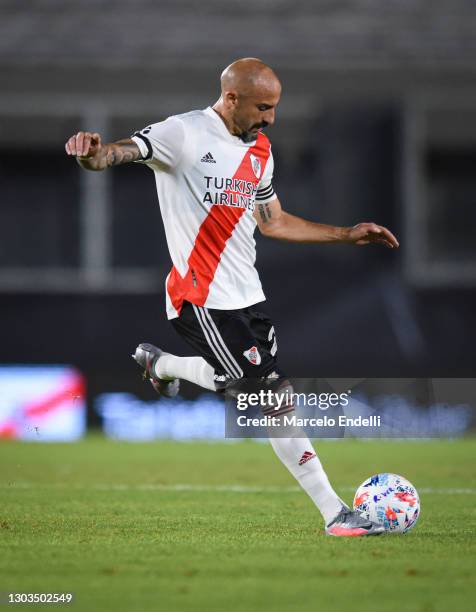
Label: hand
xmin=347 ymin=222 xmax=399 ymax=248
xmin=65 ymin=131 xmax=102 ymax=158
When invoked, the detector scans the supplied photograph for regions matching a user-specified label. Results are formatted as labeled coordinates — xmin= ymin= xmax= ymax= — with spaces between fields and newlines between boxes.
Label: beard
xmin=238 ymin=121 xmax=269 ymax=143
xmin=239 ymin=131 xmax=257 ymax=143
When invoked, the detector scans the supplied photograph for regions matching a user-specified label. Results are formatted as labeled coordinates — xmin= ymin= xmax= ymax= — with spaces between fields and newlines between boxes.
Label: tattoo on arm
xmin=257 ymin=202 xmax=272 ymax=223
xmin=105 ymin=140 xmax=142 ymax=167
xmin=76 ymin=139 xmax=142 ymax=171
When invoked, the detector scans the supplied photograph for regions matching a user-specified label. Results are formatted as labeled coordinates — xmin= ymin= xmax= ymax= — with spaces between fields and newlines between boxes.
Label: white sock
xmin=154 ymin=353 xmax=215 ymax=391
xmin=155 ymin=356 xmax=340 ymax=522
xmin=269 ymin=433 xmax=343 ymax=525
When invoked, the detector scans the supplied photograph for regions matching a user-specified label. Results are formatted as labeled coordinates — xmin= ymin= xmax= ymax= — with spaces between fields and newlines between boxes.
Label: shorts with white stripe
xmin=170 ymin=301 xmax=283 ymax=389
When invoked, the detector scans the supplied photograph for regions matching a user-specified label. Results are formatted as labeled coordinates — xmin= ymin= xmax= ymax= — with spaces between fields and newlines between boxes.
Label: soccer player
xmin=65 ymin=58 xmax=398 ymax=536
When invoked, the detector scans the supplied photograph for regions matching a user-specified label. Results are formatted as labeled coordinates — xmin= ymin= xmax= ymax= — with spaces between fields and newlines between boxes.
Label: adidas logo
xmin=201 ymin=152 xmax=216 ymax=163
xmin=298 ymin=451 xmax=316 ymax=466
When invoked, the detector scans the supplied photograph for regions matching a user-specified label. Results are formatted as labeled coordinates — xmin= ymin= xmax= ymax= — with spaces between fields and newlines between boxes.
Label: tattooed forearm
xmin=105 ymin=141 xmax=142 ymax=167
xmin=77 ymin=139 xmax=141 ymax=171
xmin=257 ymin=202 xmax=272 ymax=223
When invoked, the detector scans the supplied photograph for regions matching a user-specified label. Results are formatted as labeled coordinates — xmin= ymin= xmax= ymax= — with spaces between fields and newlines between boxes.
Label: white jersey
xmin=131 ymin=107 xmax=277 ymax=320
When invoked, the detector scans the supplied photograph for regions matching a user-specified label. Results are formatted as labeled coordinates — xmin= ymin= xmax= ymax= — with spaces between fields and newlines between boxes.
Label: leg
xmin=133 ymin=342 xmax=216 ymax=394
xmin=133 ymin=303 xmax=382 ymax=534
xmin=189 ymin=305 xmax=344 ymax=525
xmin=157 ymin=353 xmax=215 ymax=391
xmin=268 ymin=427 xmax=344 ymax=525
xmin=162 ymin=302 xmax=284 ymax=389
xmin=133 ymin=301 xmax=245 ymax=394
xmin=133 ymin=301 xmax=281 ymax=394
xmin=224 ymin=307 xmax=382 ymax=533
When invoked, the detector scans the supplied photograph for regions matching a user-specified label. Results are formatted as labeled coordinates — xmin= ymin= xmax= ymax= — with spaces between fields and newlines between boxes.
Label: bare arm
xmin=65 ymin=131 xmax=142 ymax=171
xmin=254 ymin=197 xmax=399 ymax=248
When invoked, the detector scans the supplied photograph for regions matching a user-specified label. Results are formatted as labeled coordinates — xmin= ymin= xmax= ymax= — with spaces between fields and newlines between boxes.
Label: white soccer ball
xmin=353 ymin=473 xmax=420 ymax=534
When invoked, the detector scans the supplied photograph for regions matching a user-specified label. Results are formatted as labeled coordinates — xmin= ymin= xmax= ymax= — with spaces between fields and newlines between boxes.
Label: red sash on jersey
xmin=167 ymin=132 xmax=271 ymax=316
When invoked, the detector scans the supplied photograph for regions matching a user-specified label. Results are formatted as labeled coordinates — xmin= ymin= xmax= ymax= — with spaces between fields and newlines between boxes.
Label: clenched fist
xmin=65 ymin=132 xmax=102 ymax=158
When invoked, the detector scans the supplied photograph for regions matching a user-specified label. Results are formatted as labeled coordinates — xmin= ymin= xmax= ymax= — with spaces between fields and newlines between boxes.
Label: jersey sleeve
xmin=255 ymin=150 xmax=277 ymax=204
xmin=131 ymin=117 xmax=185 ymax=168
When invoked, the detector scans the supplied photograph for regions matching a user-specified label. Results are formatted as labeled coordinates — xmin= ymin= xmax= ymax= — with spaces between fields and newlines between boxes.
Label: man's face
xmin=230 ymin=88 xmax=281 ymax=143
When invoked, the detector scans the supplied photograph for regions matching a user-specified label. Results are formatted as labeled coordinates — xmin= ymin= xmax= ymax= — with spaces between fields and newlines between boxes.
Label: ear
xmin=223 ymin=91 xmax=238 ymax=109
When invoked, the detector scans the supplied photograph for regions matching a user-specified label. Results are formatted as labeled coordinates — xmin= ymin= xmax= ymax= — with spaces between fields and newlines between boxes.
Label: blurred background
xmin=1 ymin=0 xmax=476 ymax=439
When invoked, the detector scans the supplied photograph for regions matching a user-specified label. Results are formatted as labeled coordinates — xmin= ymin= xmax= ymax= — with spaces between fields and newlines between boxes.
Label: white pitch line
xmin=1 ymin=483 xmax=475 ymax=494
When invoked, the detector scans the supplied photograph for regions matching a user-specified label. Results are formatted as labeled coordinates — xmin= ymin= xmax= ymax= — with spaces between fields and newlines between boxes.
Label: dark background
xmin=1 ymin=1 xmax=475 ymax=414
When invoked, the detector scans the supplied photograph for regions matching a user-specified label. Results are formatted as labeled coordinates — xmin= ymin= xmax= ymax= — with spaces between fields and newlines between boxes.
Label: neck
xmin=212 ymin=99 xmax=240 ymax=137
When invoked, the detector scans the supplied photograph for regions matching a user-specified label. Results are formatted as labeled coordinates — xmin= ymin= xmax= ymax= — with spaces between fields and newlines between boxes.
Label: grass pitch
xmin=0 ymin=437 xmax=475 ymax=612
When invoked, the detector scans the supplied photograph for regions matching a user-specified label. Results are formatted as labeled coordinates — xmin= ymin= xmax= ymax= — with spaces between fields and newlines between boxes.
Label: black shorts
xmin=170 ymin=301 xmax=284 ymax=387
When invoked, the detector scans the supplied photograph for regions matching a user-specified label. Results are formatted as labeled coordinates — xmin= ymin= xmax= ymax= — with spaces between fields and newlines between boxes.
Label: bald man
xmin=66 ymin=58 xmax=397 ymax=536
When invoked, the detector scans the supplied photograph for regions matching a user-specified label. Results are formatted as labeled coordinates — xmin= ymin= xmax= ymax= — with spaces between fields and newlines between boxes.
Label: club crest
xmin=243 ymin=345 xmax=261 ymax=365
xmin=250 ymin=154 xmax=261 ymax=179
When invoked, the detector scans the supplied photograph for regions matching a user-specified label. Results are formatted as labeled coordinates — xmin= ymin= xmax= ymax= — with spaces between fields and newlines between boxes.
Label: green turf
xmin=0 ymin=437 xmax=475 ymax=612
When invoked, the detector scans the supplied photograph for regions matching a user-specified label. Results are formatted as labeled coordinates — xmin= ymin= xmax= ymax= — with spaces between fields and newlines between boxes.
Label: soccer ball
xmin=353 ymin=473 xmax=420 ymax=534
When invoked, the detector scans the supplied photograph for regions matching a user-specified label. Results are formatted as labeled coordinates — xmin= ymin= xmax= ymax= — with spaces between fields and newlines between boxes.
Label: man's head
xmin=217 ymin=58 xmax=281 ymax=142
